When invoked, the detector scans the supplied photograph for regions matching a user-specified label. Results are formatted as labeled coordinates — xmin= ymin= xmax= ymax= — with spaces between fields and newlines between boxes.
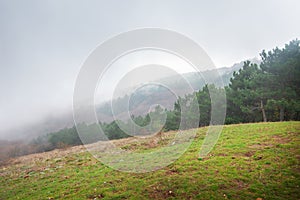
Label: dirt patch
xmin=249 ymin=144 xmax=265 ymax=149
xmin=271 ymin=135 xmax=291 ymax=144
xmin=146 ymin=184 xmax=176 ymax=199
xmin=244 ymin=151 xmax=255 ymax=157
xmin=1 ymin=131 xmax=177 ymax=167
xmin=248 ymin=134 xmax=292 ymax=150
xmin=216 ymin=153 xmax=228 ymax=157
xmin=165 ymin=168 xmax=180 ymax=176
xmin=234 ymin=179 xmax=249 ymax=189
xmin=2 ymin=145 xmax=87 ymax=167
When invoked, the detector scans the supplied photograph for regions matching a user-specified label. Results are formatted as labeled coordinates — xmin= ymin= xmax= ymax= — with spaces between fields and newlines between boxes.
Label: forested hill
xmin=0 ymin=40 xmax=299 ymax=161
xmin=41 ymin=39 xmax=300 ymax=152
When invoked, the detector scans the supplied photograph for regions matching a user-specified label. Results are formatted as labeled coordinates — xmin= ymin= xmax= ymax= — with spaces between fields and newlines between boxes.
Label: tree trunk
xmin=279 ymin=106 xmax=284 ymax=121
xmin=260 ymin=100 xmax=267 ymax=122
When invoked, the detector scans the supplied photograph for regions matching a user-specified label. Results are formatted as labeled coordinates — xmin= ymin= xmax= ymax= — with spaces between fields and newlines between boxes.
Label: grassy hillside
xmin=1 ymin=122 xmax=299 ymax=200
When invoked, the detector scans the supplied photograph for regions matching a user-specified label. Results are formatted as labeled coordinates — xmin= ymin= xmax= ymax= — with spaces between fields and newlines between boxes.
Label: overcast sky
xmin=0 ymin=0 xmax=299 ymax=136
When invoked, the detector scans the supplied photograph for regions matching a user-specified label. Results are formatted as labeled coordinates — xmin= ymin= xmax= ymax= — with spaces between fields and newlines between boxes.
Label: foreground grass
xmin=0 ymin=122 xmax=299 ymax=199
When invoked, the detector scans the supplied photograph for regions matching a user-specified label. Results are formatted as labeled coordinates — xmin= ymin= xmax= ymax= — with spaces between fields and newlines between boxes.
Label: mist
xmin=1 ymin=0 xmax=300 ymax=140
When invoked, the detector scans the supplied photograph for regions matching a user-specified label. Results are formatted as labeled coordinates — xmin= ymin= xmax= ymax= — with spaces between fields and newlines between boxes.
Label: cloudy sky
xmin=0 ymin=0 xmax=299 ymax=136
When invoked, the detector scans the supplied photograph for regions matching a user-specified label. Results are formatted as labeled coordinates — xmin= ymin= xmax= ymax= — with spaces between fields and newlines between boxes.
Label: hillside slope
xmin=0 ymin=122 xmax=299 ymax=199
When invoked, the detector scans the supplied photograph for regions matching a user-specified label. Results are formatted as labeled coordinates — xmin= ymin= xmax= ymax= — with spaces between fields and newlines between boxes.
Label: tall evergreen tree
xmin=260 ymin=39 xmax=300 ymax=121
xmin=228 ymin=61 xmax=268 ymax=122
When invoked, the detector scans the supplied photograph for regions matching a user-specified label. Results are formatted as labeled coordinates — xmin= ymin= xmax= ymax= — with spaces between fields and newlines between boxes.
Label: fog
xmin=0 ymin=0 xmax=299 ymax=140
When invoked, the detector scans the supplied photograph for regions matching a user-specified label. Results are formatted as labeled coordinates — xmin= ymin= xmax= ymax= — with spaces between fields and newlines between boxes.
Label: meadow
xmin=1 ymin=121 xmax=299 ymax=199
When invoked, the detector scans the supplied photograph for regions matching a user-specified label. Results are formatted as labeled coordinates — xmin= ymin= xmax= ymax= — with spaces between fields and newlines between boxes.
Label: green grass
xmin=1 ymin=122 xmax=299 ymax=199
